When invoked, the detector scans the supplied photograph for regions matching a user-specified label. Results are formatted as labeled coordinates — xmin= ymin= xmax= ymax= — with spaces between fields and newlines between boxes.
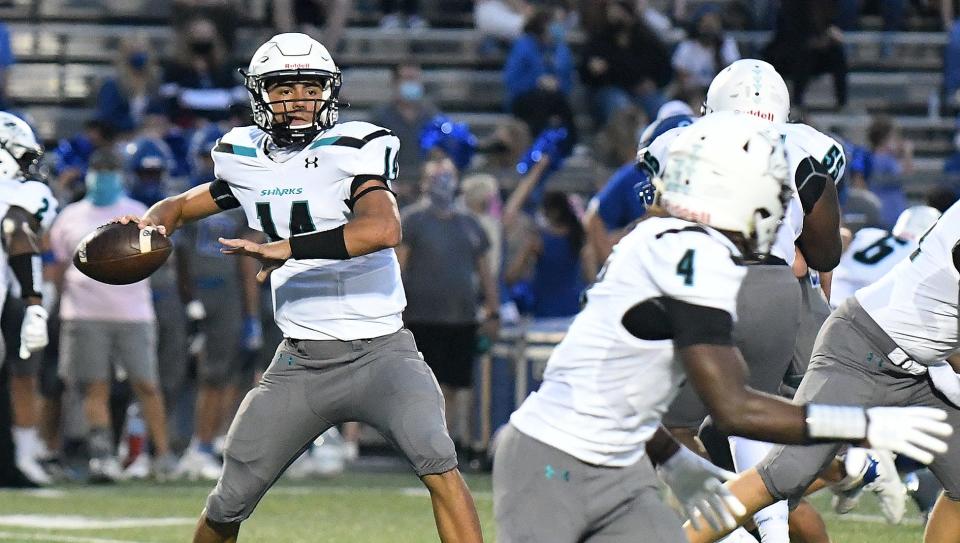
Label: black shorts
xmin=406 ymin=322 xmax=478 ymax=389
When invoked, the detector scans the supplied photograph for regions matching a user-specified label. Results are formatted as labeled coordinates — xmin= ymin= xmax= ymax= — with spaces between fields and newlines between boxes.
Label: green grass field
xmin=0 ymin=471 xmax=927 ymax=542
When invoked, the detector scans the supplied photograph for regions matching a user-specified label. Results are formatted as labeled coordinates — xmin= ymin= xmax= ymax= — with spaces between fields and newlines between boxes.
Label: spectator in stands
xmin=475 ymin=0 xmax=531 ymax=43
xmin=836 ymin=0 xmax=907 ymax=32
xmin=397 ymin=157 xmax=499 ymax=453
xmin=672 ymin=5 xmax=741 ymax=95
xmin=380 ymin=0 xmax=426 ymax=29
xmin=764 ymin=0 xmax=848 ymax=110
xmin=474 ymin=118 xmax=531 ymax=179
xmin=503 ymin=7 xmax=578 ymax=149
xmin=369 ymin=63 xmax=438 ymax=202
xmin=51 ymin=120 xmax=116 ymax=205
xmin=864 ymin=114 xmax=914 ymax=227
xmin=580 ymin=0 xmax=671 ymax=126
xmin=272 ymin=0 xmax=351 ymax=53
xmin=579 ymin=0 xmax=673 ymax=39
xmin=0 ymin=22 xmax=14 ymax=110
xmin=461 ymin=173 xmax=503 ymax=283
xmin=48 ymin=149 xmax=174 ymax=482
xmin=160 ymin=16 xmax=245 ymax=126
xmin=95 ymin=39 xmax=162 ymax=136
xmin=945 ymin=12 xmax=960 ymax=107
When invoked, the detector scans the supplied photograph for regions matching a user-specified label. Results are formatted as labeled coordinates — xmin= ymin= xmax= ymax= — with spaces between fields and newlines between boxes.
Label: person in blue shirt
xmin=503 ymin=8 xmax=577 ymax=149
xmin=0 ymin=23 xmax=14 ymax=110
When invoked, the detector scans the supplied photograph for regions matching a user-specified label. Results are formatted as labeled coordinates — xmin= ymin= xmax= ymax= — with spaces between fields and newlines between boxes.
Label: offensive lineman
xmin=117 ymin=34 xmax=482 ymax=542
xmin=0 ymin=112 xmax=57 ymax=484
xmin=492 ymin=112 xmax=952 ymax=542
xmin=687 ymin=200 xmax=960 ymax=543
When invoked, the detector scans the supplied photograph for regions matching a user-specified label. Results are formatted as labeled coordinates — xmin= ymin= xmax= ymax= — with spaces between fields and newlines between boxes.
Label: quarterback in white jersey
xmin=830 ymin=205 xmax=941 ymax=307
xmin=492 ymin=113 xmax=950 ymax=543
xmin=117 ymin=34 xmax=482 ymax=543
xmin=0 ymin=111 xmax=57 ymax=487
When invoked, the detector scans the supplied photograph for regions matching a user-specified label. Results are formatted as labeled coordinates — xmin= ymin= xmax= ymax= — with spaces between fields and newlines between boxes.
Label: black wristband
xmin=289 ymin=225 xmax=350 ymax=260
xmin=9 ymin=253 xmax=42 ymax=298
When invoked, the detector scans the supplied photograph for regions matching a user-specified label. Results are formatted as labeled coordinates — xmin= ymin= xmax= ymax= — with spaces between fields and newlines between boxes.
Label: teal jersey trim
xmin=214 ymin=142 xmax=258 ymax=157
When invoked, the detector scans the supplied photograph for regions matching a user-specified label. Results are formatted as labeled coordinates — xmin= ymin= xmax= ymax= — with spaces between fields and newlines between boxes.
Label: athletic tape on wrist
xmin=805 ymin=404 xmax=867 ymax=440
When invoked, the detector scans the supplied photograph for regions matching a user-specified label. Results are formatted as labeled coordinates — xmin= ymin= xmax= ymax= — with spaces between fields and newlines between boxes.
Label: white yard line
xmin=0 ymin=531 xmax=144 ymax=543
xmin=0 ymin=516 xmax=194 ymax=530
xmin=819 ymin=512 xmax=924 ymax=526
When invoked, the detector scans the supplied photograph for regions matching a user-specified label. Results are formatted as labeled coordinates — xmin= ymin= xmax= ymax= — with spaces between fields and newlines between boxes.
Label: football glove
xmin=866 ymin=406 xmax=952 ymax=465
xmin=19 ymin=305 xmax=48 ymax=359
xmin=657 ymin=446 xmax=746 ymax=532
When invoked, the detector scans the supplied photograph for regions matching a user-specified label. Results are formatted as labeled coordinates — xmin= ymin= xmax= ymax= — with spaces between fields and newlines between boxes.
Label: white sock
xmin=729 ymin=437 xmax=789 ymax=543
xmin=12 ymin=426 xmax=39 ymax=458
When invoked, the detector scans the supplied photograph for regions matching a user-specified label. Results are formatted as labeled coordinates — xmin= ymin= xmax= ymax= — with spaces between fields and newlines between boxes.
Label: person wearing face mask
xmin=503 ymin=7 xmax=577 ymax=150
xmin=369 ymin=63 xmax=438 ymax=202
xmin=672 ymin=5 xmax=740 ymax=96
xmin=160 ymin=16 xmax=246 ymax=125
xmin=96 ymin=39 xmax=162 ymax=135
xmin=396 ymin=157 xmax=500 ymax=457
xmin=47 ymin=149 xmax=175 ymax=483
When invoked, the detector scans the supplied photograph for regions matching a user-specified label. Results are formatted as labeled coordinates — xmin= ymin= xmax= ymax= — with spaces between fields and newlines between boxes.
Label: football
xmin=73 ymin=222 xmax=172 ymax=285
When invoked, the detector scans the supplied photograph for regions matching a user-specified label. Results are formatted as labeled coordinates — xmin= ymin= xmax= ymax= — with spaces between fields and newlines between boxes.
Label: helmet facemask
xmin=241 ymin=69 xmax=342 ymax=146
xmin=0 ymin=137 xmax=42 ymax=180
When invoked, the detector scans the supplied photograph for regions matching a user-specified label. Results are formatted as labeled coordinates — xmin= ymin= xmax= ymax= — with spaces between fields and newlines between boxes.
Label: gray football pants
xmin=205 ymin=328 xmax=458 ymax=523
xmin=493 ymin=424 xmax=686 ymax=543
xmin=663 ymin=264 xmax=802 ymax=428
xmin=758 ymin=298 xmax=960 ymax=502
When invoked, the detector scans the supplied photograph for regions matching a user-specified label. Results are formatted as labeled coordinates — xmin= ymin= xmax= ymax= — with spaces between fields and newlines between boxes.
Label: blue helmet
xmin=188 ymin=124 xmax=226 ymax=183
xmin=419 ymin=115 xmax=477 ymax=171
xmin=124 ymin=137 xmax=175 ymax=206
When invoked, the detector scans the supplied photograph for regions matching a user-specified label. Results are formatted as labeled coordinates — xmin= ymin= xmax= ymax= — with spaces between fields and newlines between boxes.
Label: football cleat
xmin=832 ymin=448 xmax=906 ymax=524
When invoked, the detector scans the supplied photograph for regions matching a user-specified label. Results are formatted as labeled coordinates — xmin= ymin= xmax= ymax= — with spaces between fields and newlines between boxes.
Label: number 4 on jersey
xmin=676 ymin=249 xmax=695 ymax=286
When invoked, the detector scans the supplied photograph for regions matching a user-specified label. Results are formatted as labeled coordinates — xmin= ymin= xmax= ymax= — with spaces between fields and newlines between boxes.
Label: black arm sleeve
xmin=795 ymin=156 xmax=830 ymax=215
xmin=209 ymin=179 xmax=240 ymax=210
xmin=621 ymin=297 xmax=734 ymax=348
xmin=8 ymin=254 xmax=41 ymax=298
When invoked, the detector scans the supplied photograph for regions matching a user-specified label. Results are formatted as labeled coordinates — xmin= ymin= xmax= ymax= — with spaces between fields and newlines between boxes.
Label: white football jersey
xmin=213 ymin=121 xmax=406 ymax=341
xmin=830 ymin=227 xmax=916 ymax=308
xmin=510 ymin=217 xmax=746 ymax=467
xmin=856 ymin=201 xmax=960 ymax=365
xmin=641 ymin=121 xmax=844 ymax=265
xmin=0 ymin=179 xmax=58 ymax=304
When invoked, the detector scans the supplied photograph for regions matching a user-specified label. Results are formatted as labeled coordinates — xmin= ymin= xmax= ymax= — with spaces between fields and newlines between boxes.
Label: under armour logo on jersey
xmin=305 ymin=157 xmax=319 ymax=168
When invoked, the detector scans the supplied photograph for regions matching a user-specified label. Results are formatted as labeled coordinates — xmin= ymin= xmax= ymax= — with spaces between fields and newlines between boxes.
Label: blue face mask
xmin=128 ymin=52 xmax=149 ymax=70
xmin=85 ymin=171 xmax=123 ymax=207
xmin=399 ymin=81 xmax=424 ymax=102
xmin=428 ymin=171 xmax=458 ymax=210
xmin=549 ymin=21 xmax=567 ymax=44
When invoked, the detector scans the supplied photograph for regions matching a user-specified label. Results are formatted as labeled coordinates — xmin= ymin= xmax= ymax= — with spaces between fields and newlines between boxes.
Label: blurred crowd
xmin=0 ymin=0 xmax=960 ymax=486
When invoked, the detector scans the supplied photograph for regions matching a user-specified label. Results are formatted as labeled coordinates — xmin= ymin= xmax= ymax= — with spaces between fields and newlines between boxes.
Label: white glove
xmin=19 ymin=304 xmax=48 ymax=360
xmin=657 ymin=446 xmax=747 ymax=532
xmin=866 ymin=406 xmax=953 ymax=465
xmin=928 ymin=363 xmax=960 ymax=408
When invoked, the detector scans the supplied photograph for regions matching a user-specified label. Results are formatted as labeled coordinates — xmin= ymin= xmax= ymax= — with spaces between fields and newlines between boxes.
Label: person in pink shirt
xmin=47 ymin=149 xmax=173 ymax=482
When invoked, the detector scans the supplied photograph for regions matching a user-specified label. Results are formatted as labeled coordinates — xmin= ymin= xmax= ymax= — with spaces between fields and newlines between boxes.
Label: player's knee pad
xmin=204 ymin=458 xmax=263 ymax=524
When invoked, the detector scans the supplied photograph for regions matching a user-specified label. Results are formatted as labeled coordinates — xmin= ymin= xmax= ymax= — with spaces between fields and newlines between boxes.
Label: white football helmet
xmin=0 ymin=112 xmax=42 ymax=182
xmin=703 ymin=59 xmax=790 ymax=124
xmin=654 ymin=111 xmax=791 ymax=256
xmin=241 ymin=33 xmax=341 ymax=144
xmin=892 ymin=205 xmax=941 ymax=241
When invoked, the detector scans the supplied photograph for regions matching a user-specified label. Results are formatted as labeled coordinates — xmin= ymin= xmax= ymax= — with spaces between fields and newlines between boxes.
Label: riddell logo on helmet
xmin=739 ymin=109 xmax=774 ymax=121
xmin=285 ymin=63 xmax=311 ymax=69
xmin=663 ymin=201 xmax=711 ymax=224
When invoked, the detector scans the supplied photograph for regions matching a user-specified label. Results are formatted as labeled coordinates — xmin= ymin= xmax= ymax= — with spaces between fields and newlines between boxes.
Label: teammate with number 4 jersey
xmin=829 ymin=205 xmax=941 ymax=307
xmin=492 ymin=112 xmax=951 ymax=543
xmin=115 ymin=33 xmax=482 ymax=543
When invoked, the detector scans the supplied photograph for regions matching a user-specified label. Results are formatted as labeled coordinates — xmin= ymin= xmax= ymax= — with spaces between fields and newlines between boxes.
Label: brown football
xmin=73 ymin=222 xmax=173 ymax=285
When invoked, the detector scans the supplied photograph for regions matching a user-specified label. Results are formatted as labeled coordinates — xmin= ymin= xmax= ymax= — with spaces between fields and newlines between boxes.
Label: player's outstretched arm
xmin=117 ymin=182 xmax=223 ymax=236
xmin=682 ymin=343 xmax=953 ymax=461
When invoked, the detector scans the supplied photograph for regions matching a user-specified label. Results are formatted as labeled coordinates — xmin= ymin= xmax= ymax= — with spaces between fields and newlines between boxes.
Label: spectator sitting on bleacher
xmin=672 ymin=5 xmax=740 ymax=96
xmin=503 ymin=7 xmax=578 ymax=151
xmin=764 ymin=0 xmax=848 ymax=110
xmin=271 ymin=0 xmax=351 ymax=53
xmin=849 ymin=114 xmax=914 ymax=228
xmin=580 ymin=0 xmax=671 ymax=126
xmin=475 ymin=0 xmax=531 ymax=44
xmin=369 ymin=63 xmax=438 ymax=203
xmin=95 ymin=39 xmax=162 ymax=136
xmin=159 ymin=16 xmax=245 ymax=126
xmin=0 ymin=22 xmax=14 ymax=111
xmin=51 ymin=120 xmax=116 ymax=205
xmin=379 ymin=0 xmax=426 ymax=29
